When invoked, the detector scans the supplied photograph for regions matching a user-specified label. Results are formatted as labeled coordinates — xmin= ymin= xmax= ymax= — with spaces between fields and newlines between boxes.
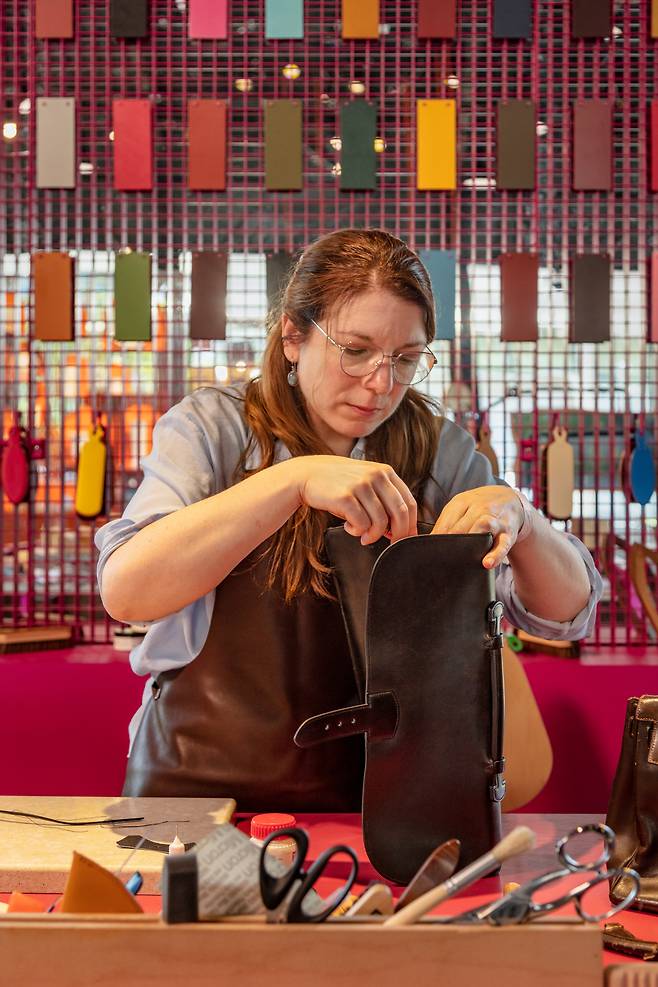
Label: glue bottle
xmin=250 ymin=813 xmax=298 ymax=869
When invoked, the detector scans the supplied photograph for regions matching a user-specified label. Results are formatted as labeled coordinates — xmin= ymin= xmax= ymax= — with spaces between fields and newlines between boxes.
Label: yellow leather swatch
xmin=342 ymin=0 xmax=379 ymax=38
xmin=75 ymin=425 xmax=107 ymax=520
xmin=61 ymin=851 xmax=143 ymax=914
xmin=417 ymin=100 xmax=456 ymax=190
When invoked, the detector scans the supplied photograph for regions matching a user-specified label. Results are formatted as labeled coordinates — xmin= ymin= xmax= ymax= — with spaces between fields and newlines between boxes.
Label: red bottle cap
xmin=250 ymin=813 xmax=297 ymax=842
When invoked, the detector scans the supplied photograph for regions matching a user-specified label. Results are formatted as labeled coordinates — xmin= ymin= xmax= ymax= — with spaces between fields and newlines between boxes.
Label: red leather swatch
xmin=36 ymin=0 xmax=73 ymax=38
xmin=500 ymin=254 xmax=538 ymax=341
xmin=651 ymin=102 xmax=658 ymax=192
xmin=573 ymin=100 xmax=612 ymax=191
xmin=650 ymin=253 xmax=658 ymax=343
xmin=418 ymin=0 xmax=456 ymax=38
xmin=113 ymin=100 xmax=153 ymax=191
xmin=189 ymin=101 xmax=226 ymax=191
xmin=189 ymin=0 xmax=228 ymax=39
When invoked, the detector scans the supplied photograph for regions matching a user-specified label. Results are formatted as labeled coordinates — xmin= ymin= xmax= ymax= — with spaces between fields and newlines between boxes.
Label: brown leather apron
xmin=122 ymin=539 xmax=364 ymax=812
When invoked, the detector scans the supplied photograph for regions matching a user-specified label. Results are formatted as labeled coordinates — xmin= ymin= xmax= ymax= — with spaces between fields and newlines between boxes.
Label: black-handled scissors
xmin=450 ymin=823 xmax=640 ymax=926
xmin=258 ymin=826 xmax=359 ymax=923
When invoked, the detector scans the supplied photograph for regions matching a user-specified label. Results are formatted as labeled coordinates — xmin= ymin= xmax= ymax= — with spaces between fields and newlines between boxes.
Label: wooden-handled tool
xmin=382 ymin=826 xmax=536 ymax=928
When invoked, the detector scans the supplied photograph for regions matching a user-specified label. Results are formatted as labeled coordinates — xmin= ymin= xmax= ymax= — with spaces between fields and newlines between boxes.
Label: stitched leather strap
xmin=293 ymin=692 xmax=398 ymax=748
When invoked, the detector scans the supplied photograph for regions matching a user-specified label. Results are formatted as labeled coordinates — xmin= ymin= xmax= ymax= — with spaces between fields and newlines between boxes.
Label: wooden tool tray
xmin=0 ymin=913 xmax=602 ymax=987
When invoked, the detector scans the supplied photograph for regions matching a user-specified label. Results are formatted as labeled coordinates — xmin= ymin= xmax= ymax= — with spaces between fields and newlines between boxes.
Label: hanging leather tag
xmin=1 ymin=424 xmax=31 ymax=505
xmin=544 ymin=426 xmax=575 ymax=520
xmin=629 ymin=429 xmax=656 ymax=506
xmin=477 ymin=424 xmax=500 ymax=476
xmin=75 ymin=424 xmax=108 ymax=520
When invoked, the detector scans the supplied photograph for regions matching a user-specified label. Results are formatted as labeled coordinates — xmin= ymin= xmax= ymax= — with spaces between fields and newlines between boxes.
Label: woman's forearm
xmin=507 ymin=514 xmax=591 ymax=623
xmin=100 ymin=460 xmax=303 ymax=624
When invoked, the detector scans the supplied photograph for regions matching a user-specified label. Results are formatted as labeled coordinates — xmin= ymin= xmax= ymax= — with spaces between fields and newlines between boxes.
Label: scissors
xmin=449 ymin=823 xmax=640 ymax=926
xmin=258 ymin=826 xmax=359 ymax=923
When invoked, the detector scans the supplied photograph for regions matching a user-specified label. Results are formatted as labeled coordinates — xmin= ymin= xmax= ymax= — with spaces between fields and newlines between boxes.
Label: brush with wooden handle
xmin=383 ymin=826 xmax=536 ymax=928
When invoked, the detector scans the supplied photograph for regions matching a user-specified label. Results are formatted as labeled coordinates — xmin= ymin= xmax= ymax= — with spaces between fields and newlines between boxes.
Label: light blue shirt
xmin=95 ymin=384 xmax=603 ymax=740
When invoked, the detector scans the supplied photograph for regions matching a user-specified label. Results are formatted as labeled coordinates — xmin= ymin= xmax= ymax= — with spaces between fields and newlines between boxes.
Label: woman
xmin=96 ymin=228 xmax=601 ymax=810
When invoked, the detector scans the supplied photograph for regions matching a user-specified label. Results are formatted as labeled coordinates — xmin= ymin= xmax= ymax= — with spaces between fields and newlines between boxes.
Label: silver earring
xmin=287 ymin=363 xmax=298 ymax=387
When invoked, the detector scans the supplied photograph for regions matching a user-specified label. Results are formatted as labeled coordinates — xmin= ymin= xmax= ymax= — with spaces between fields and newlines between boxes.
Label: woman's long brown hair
xmin=239 ymin=228 xmax=443 ymax=602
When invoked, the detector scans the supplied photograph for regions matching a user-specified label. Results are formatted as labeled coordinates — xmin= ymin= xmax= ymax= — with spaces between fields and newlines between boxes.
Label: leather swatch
xmin=418 ymin=0 xmax=456 ymax=38
xmin=266 ymin=252 xmax=295 ymax=311
xmin=342 ymin=0 xmax=379 ymax=39
xmin=110 ymin=0 xmax=148 ymax=38
xmin=189 ymin=100 xmax=226 ymax=191
xmin=33 ymin=252 xmax=74 ymax=342
xmin=653 ymin=0 xmax=658 ymax=38
xmin=188 ymin=0 xmax=228 ymax=39
xmin=115 ymin=252 xmax=151 ymax=342
xmin=573 ymin=99 xmax=612 ymax=190
xmin=417 ymin=100 xmax=456 ymax=190
xmin=497 ymin=101 xmax=535 ymax=190
xmin=650 ymin=102 xmax=658 ymax=192
xmin=340 ymin=101 xmax=377 ymax=190
xmin=651 ymin=253 xmax=658 ymax=343
xmin=572 ymin=0 xmax=611 ymax=38
xmin=419 ymin=249 xmax=456 ymax=340
xmin=190 ymin=252 xmax=228 ymax=340
xmin=570 ymin=254 xmax=610 ymax=342
xmin=493 ymin=0 xmax=532 ymax=39
xmin=113 ymin=99 xmax=153 ymax=190
xmin=266 ymin=0 xmax=304 ymax=39
xmin=36 ymin=98 xmax=75 ymax=188
xmin=265 ymin=101 xmax=302 ymax=190
xmin=500 ymin=254 xmax=538 ymax=341
xmin=35 ymin=0 xmax=73 ymax=38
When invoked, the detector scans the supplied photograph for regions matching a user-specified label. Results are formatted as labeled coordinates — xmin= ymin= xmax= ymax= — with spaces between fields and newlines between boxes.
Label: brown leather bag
xmin=294 ymin=528 xmax=505 ymax=884
xmin=606 ymin=696 xmax=658 ymax=912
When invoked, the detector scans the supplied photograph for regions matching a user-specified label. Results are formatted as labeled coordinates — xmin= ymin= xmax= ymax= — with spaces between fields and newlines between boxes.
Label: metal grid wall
xmin=0 ymin=0 xmax=655 ymax=646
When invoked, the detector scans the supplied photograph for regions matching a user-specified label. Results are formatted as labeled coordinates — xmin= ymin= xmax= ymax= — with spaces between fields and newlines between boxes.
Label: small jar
xmin=250 ymin=812 xmax=298 ymax=869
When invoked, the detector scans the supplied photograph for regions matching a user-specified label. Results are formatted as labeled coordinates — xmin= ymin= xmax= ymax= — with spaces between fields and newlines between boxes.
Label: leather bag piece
xmin=36 ymin=98 xmax=75 ymax=189
xmin=188 ymin=100 xmax=226 ymax=191
xmin=607 ymin=696 xmax=658 ymax=913
xmin=266 ymin=0 xmax=304 ymax=39
xmin=572 ymin=0 xmax=611 ymax=38
xmin=75 ymin=424 xmax=108 ymax=520
xmin=115 ymin=252 xmax=151 ymax=342
xmin=190 ymin=251 xmax=228 ymax=340
xmin=265 ymin=101 xmax=303 ymax=191
xmin=603 ymin=922 xmax=658 ymax=960
xmin=417 ymin=100 xmax=456 ymax=191
xmin=573 ymin=100 xmax=612 ymax=191
xmin=541 ymin=426 xmax=574 ymax=521
xmin=342 ymin=0 xmax=379 ymax=39
xmin=188 ymin=0 xmax=228 ymax=39
xmin=340 ymin=102 xmax=377 ymax=191
xmin=35 ymin=0 xmax=73 ymax=39
xmin=418 ymin=0 xmax=456 ymax=38
xmin=500 ymin=253 xmax=538 ymax=341
xmin=33 ymin=253 xmax=75 ymax=342
xmin=295 ymin=530 xmax=505 ymax=884
xmin=570 ymin=254 xmax=610 ymax=343
xmin=493 ymin=0 xmax=532 ymax=39
xmin=496 ymin=101 xmax=535 ymax=191
xmin=1 ymin=424 xmax=31 ymax=505
xmin=419 ymin=249 xmax=456 ymax=341
xmin=110 ymin=0 xmax=148 ymax=39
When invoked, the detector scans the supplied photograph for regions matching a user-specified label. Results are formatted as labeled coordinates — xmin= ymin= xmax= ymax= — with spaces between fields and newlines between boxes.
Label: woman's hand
xmin=291 ymin=455 xmax=417 ymax=544
xmin=431 ymin=486 xmax=525 ymax=568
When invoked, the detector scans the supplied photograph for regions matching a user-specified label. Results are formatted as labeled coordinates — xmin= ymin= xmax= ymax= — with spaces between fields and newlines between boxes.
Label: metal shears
xmin=258 ymin=826 xmax=359 ymax=923
xmin=449 ymin=823 xmax=640 ymax=926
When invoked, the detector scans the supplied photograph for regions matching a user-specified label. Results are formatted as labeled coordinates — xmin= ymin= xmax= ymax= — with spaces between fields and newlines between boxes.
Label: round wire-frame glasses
xmin=310 ymin=318 xmax=436 ymax=386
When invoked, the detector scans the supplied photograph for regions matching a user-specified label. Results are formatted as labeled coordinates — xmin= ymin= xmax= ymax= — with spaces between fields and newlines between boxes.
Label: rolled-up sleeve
xmin=94 ymin=391 xmax=220 ymax=602
xmin=427 ymin=416 xmax=603 ymax=641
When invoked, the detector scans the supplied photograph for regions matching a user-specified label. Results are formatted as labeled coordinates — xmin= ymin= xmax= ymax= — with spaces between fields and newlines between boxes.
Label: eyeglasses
xmin=310 ymin=319 xmax=436 ymax=386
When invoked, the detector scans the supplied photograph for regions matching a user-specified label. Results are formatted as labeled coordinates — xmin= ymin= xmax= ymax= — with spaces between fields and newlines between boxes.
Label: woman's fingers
xmin=483 ymin=531 xmax=514 ymax=568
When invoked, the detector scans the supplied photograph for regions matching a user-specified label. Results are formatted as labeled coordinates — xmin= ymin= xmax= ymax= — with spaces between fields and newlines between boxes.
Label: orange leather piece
xmin=60 ymin=851 xmax=143 ymax=915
